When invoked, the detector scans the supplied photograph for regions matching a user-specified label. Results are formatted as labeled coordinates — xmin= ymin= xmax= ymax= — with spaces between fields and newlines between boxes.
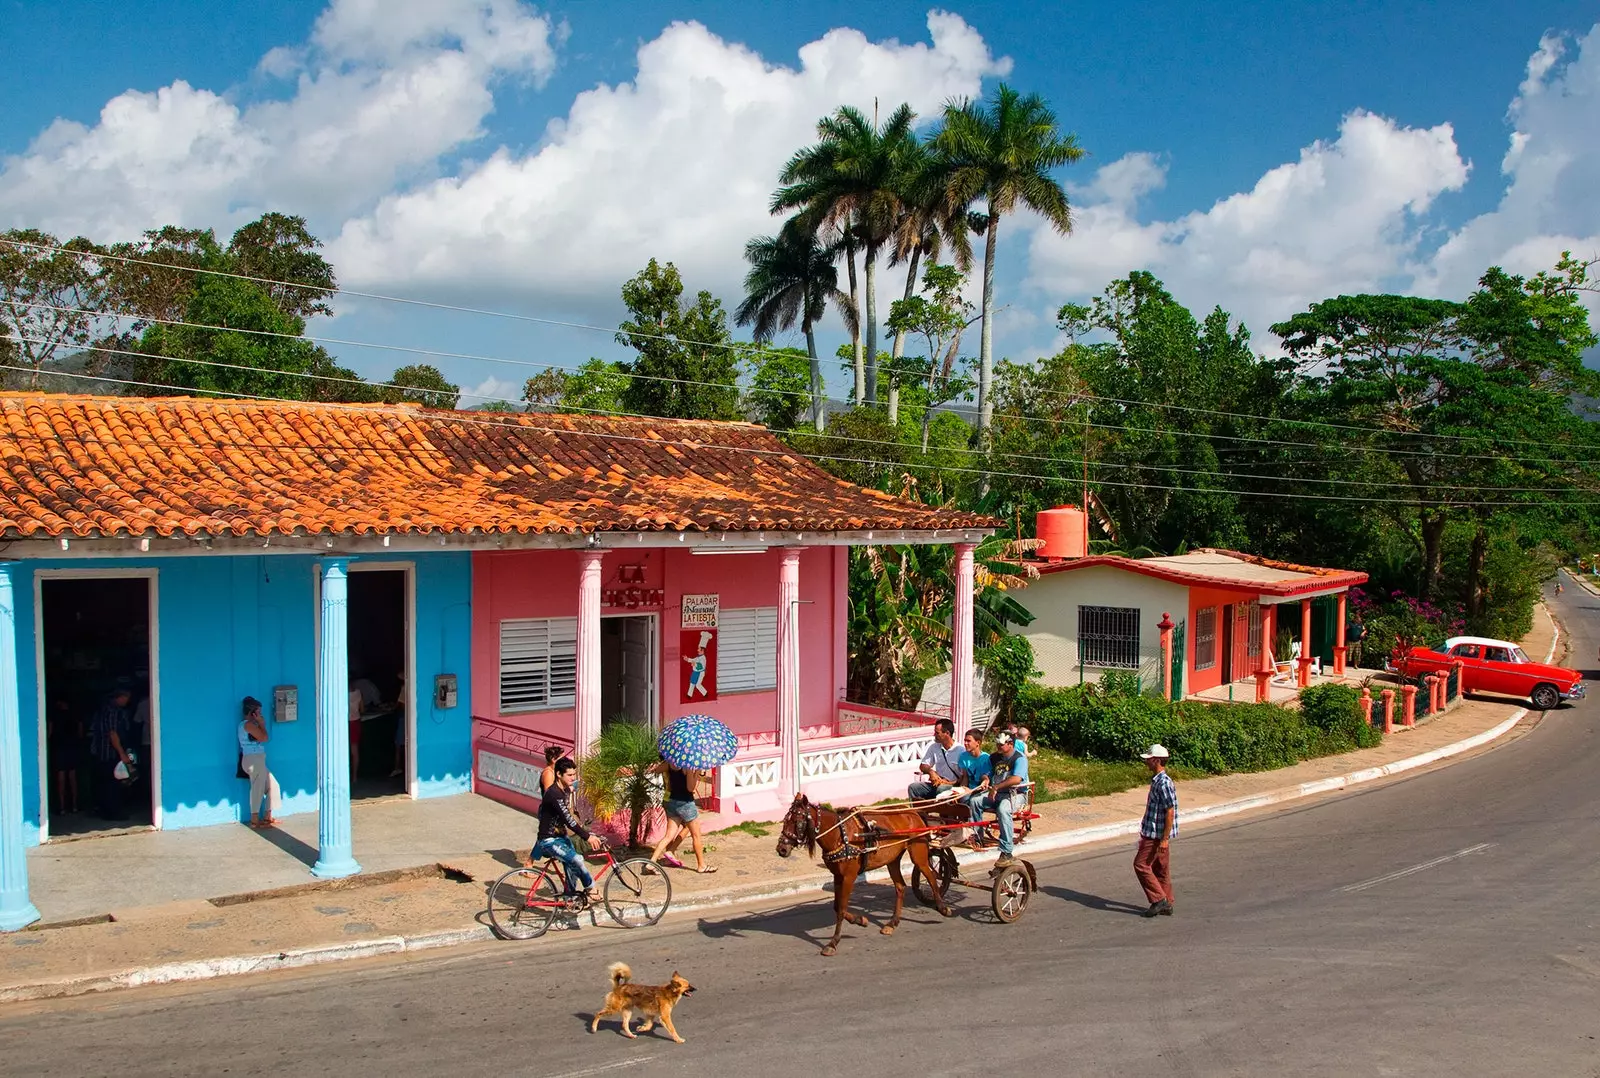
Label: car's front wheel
xmin=1530 ymin=683 xmax=1561 ymax=711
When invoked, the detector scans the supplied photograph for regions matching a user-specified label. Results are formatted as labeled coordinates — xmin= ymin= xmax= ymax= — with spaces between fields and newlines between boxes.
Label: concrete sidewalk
xmin=0 ymin=606 xmax=1563 ymax=1002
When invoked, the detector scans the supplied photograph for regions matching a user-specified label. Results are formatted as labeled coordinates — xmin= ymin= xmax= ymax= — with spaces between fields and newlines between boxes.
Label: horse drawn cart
xmin=776 ymin=785 xmax=1040 ymax=955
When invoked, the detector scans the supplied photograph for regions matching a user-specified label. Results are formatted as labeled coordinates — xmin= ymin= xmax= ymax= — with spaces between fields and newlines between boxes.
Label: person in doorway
xmin=532 ymin=758 xmax=604 ymax=903
xmin=347 ymin=674 xmax=381 ymax=778
xmin=908 ymin=719 xmax=963 ymax=800
xmin=1134 ymin=744 xmax=1178 ymax=917
xmin=538 ymin=745 xmax=565 ymax=796
xmin=238 ymin=696 xmax=279 ymax=828
xmin=88 ymin=685 xmax=135 ymax=821
xmin=1346 ymin=611 xmax=1368 ymax=670
xmin=47 ymin=697 xmax=81 ymax=815
xmin=649 ymin=763 xmax=716 ymax=873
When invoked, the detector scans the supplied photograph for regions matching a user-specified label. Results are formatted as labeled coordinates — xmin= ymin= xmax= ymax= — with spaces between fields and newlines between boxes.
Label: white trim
xmin=32 ymin=567 xmax=162 ymax=839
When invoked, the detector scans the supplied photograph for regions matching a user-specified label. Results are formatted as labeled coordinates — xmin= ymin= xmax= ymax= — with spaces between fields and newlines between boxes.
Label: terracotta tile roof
xmin=0 ymin=394 xmax=997 ymax=540
xmin=1029 ymin=548 xmax=1367 ymax=596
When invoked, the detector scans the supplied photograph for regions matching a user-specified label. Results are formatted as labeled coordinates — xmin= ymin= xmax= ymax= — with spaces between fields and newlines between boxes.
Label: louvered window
xmin=500 ymin=618 xmax=578 ymax=712
xmin=717 ymin=607 xmax=778 ymax=693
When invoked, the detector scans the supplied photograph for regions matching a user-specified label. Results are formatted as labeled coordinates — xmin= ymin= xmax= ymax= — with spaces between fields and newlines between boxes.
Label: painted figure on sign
xmin=684 ymin=631 xmax=713 ymax=698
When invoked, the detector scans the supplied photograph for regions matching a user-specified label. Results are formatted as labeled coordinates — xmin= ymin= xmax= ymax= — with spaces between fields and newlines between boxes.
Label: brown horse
xmin=776 ymin=793 xmax=952 ymax=957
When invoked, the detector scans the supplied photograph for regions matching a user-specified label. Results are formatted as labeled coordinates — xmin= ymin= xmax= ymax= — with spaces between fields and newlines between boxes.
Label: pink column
xmin=777 ymin=549 xmax=801 ymax=800
xmin=1401 ymin=684 xmax=1417 ymax=727
xmin=1158 ymin=612 xmax=1175 ymax=701
xmin=575 ymin=549 xmax=606 ymax=755
xmin=1296 ymin=598 xmax=1313 ymax=688
xmin=1255 ymin=604 xmax=1276 ymax=703
xmin=1333 ymin=592 xmax=1348 ymax=676
xmin=950 ymin=543 xmax=976 ymax=733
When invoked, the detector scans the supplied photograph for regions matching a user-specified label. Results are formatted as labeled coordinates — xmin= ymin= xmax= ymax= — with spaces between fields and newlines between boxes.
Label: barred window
xmin=1194 ymin=607 xmax=1218 ymax=670
xmin=1078 ymin=605 xmax=1140 ymax=669
xmin=716 ymin=606 xmax=778 ymax=693
xmin=500 ymin=618 xmax=578 ymax=712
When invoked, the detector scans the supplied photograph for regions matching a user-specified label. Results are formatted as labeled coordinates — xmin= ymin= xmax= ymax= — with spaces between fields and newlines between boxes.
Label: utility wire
xmin=6 ymin=236 xmax=1598 ymax=457
xmin=3 ymin=360 xmax=1596 ymax=510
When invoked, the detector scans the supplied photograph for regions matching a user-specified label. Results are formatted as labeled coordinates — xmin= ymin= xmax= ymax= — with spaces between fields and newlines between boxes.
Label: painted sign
xmin=681 ymin=593 xmax=719 ymax=628
xmin=681 ymin=628 xmax=717 ymax=703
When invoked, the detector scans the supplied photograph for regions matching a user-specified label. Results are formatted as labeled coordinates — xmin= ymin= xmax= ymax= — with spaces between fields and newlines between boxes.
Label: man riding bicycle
xmin=532 ymin=758 xmax=604 ymax=904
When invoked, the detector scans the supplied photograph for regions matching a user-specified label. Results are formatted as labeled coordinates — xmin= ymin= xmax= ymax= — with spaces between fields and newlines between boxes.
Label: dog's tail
xmin=608 ymin=962 xmax=632 ymax=987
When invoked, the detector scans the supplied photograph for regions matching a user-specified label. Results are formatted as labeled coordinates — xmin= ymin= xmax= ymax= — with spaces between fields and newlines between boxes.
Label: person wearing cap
xmin=971 ymin=730 xmax=1028 ymax=869
xmin=1135 ymin=744 xmax=1178 ymax=916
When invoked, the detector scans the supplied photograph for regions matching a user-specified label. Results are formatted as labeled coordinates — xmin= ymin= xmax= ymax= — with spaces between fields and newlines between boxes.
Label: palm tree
xmin=774 ymin=103 xmax=920 ymax=407
xmin=935 ymin=85 xmax=1085 ymax=433
xmin=577 ymin=719 xmax=665 ymax=852
xmin=735 ymin=218 xmax=854 ymax=432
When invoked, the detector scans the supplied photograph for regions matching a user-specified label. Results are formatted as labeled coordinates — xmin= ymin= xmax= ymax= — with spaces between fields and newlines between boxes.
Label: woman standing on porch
xmin=239 ymin=697 xmax=278 ymax=828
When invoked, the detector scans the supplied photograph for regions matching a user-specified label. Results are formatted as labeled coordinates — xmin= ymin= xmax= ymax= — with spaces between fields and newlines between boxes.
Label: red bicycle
xmin=487 ymin=846 xmax=673 ymax=939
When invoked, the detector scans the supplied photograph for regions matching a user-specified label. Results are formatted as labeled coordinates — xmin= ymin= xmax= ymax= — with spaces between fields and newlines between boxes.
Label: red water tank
xmin=1036 ymin=505 xmax=1088 ymax=560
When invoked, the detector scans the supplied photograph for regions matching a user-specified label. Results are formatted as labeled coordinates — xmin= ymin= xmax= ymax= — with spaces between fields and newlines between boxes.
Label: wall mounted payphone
xmin=273 ymin=685 xmax=298 ymax=723
xmin=434 ymin=674 xmax=458 ymax=710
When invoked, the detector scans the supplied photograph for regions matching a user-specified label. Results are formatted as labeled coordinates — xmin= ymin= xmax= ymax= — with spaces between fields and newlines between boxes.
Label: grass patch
xmin=710 ymin=819 xmax=773 ymax=838
xmin=1027 ymin=747 xmax=1201 ymax=804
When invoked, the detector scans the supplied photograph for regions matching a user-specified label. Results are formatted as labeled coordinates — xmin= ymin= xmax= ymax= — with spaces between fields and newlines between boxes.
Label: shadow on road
xmin=1040 ymin=883 xmax=1147 ymax=916
xmin=693 ymin=880 xmax=946 ymax=953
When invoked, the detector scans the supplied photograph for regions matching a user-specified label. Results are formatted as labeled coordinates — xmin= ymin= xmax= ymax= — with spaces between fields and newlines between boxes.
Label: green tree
xmin=0 ymin=229 xmax=107 ymax=389
xmin=105 ymin=226 xmax=221 ymax=330
xmin=745 ymin=346 xmax=811 ymax=430
xmin=576 ymin=720 xmax=664 ymax=851
xmin=887 ymin=263 xmax=976 ymax=450
xmin=523 ymin=358 xmax=629 ymax=415
xmin=735 ymin=218 xmax=852 ymax=431
xmin=225 ymin=212 xmax=337 ymax=319
xmin=934 ymin=85 xmax=1084 ymax=433
xmin=381 ymin=363 xmax=459 ymax=409
xmin=615 ymin=259 xmax=741 ymax=421
xmin=774 ymin=103 xmax=920 ymax=406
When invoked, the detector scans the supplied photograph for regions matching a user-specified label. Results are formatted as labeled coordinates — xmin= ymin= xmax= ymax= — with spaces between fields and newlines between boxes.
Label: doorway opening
xmin=41 ymin=575 xmax=155 ymax=837
xmin=347 ymin=568 xmax=410 ymax=800
xmin=601 ymin=615 xmax=656 ymax=729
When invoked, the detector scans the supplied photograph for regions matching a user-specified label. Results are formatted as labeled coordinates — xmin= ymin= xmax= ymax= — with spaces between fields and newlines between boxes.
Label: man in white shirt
xmin=908 ymin=719 xmax=963 ymax=801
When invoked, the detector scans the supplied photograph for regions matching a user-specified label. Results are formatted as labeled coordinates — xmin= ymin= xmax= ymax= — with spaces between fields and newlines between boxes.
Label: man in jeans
xmin=908 ymin=719 xmax=964 ymax=800
xmin=1135 ymin=744 xmax=1178 ymax=917
xmin=971 ymin=731 xmax=1028 ymax=870
xmin=532 ymin=758 xmax=604 ymax=905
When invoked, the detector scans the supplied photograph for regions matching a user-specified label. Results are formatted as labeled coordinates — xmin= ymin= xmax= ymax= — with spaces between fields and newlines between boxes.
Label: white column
xmin=574 ymin=550 xmax=605 ymax=756
xmin=0 ymin=564 xmax=41 ymax=931
xmin=776 ymin=549 xmax=801 ymax=799
xmin=312 ymin=558 xmax=360 ymax=879
xmin=950 ymin=543 xmax=976 ymax=734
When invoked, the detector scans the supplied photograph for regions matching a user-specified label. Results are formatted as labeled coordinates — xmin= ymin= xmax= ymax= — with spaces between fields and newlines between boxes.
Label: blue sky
xmin=2 ymin=1 xmax=1597 ymax=404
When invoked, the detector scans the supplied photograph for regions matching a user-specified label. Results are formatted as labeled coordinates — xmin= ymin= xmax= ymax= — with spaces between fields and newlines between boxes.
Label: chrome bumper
xmin=1563 ymin=682 xmax=1586 ymax=701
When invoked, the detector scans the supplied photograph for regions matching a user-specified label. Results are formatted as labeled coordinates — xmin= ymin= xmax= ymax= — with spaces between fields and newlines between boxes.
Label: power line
xmin=6 ymin=236 xmax=1597 ymax=458
xmin=6 ymin=331 xmax=1593 ymax=497
xmin=2 ymin=360 xmax=1596 ymax=509
xmin=9 ymin=297 xmax=1599 ymax=473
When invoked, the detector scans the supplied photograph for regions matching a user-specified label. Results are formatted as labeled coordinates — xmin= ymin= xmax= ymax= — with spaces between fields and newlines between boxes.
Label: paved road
xmin=4 ymin=589 xmax=1598 ymax=1078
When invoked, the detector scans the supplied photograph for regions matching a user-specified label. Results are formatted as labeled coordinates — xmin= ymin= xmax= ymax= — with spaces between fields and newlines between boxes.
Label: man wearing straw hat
xmin=1135 ymin=744 xmax=1178 ymax=917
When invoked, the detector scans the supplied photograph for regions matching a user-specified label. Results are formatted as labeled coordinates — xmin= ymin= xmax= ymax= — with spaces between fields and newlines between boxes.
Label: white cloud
xmin=1414 ymin=24 xmax=1600 ymax=301
xmin=1025 ymin=110 xmax=1470 ymax=341
xmin=329 ymin=12 xmax=1009 ymax=312
xmin=460 ymin=374 xmax=523 ymax=405
xmin=0 ymin=0 xmax=558 ymax=241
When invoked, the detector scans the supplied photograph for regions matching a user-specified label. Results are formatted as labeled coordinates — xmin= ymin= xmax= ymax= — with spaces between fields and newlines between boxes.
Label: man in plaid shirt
xmin=1135 ymin=744 xmax=1177 ymax=917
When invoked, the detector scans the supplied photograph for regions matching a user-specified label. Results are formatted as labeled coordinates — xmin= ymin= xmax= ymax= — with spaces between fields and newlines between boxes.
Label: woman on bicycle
xmin=532 ymin=758 xmax=604 ymax=900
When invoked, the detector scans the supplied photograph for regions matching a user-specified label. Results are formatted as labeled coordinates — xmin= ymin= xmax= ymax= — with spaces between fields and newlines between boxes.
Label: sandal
xmin=694 ymin=865 xmax=719 ymax=874
xmin=660 ymin=854 xmax=687 ymax=869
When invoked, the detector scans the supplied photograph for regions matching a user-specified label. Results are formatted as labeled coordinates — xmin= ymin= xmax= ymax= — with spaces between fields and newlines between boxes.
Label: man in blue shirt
xmin=957 ymin=728 xmax=993 ymax=843
xmin=971 ymin=731 xmax=1028 ymax=868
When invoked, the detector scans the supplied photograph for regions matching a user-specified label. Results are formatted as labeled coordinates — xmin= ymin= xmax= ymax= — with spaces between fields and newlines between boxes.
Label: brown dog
xmin=590 ymin=962 xmax=695 ymax=1043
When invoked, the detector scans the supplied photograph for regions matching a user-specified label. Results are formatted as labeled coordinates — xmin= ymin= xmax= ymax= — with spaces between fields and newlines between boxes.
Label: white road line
xmin=1339 ymin=843 xmax=1496 ymax=893
xmin=544 ymin=1059 xmax=655 ymax=1078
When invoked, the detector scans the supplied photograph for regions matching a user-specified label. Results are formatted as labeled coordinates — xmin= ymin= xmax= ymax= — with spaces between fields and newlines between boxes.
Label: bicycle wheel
xmin=603 ymin=857 xmax=673 ymax=928
xmin=487 ymin=867 xmax=561 ymax=940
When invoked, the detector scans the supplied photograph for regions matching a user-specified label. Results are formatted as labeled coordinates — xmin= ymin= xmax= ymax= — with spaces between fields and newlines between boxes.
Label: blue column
xmin=0 ymin=564 xmax=41 ymax=930
xmin=312 ymin=559 xmax=360 ymax=879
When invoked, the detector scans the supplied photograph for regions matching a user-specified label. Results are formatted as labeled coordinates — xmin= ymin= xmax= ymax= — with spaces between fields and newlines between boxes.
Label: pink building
xmin=466 ymin=414 xmax=994 ymax=822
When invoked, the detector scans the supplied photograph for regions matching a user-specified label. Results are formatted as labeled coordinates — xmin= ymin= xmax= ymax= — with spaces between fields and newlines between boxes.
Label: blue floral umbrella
xmin=658 ymin=713 xmax=738 ymax=770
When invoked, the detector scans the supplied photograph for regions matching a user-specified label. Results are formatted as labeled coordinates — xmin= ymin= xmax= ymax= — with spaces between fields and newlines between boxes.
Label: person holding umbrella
xmin=649 ymin=714 xmax=738 ymax=874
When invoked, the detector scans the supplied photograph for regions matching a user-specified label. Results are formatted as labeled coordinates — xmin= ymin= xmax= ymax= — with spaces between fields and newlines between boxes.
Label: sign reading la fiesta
xmin=681 ymin=593 xmax=719 ymax=628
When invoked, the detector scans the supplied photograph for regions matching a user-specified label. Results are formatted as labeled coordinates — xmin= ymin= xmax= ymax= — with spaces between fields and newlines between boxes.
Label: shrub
xmin=976 ymin=635 xmax=1040 ymax=728
xmin=1299 ymin=682 xmax=1382 ymax=751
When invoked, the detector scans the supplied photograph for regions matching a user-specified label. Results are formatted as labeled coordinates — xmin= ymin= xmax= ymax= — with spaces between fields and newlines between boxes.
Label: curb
xmin=3 ymin=611 xmax=1558 ymax=1002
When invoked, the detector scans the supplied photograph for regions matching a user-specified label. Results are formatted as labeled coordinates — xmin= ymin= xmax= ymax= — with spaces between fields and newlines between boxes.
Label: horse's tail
xmin=608 ymin=962 xmax=632 ymax=987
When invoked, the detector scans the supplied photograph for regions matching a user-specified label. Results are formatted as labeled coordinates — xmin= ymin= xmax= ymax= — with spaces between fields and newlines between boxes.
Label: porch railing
xmin=715 ymin=701 xmax=937 ymax=802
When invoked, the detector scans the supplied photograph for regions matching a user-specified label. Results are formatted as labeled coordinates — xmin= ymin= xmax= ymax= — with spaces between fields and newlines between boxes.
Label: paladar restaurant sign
xmin=681 ymin=593 xmax=719 ymax=628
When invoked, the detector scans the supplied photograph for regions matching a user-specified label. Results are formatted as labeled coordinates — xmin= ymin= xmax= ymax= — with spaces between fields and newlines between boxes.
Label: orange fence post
xmin=1380 ymin=689 xmax=1395 ymax=734
xmin=1401 ymin=683 xmax=1417 ymax=727
xmin=1360 ymin=686 xmax=1373 ymax=725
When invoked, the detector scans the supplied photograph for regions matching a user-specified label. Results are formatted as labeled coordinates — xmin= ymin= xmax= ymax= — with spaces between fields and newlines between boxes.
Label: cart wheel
xmin=991 ymin=865 xmax=1030 ymax=923
xmin=912 ymin=848 xmax=958 ymax=909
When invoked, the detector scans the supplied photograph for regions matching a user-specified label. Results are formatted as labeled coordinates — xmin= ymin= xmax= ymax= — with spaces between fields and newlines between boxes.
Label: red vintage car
xmin=1391 ymin=635 xmax=1585 ymax=711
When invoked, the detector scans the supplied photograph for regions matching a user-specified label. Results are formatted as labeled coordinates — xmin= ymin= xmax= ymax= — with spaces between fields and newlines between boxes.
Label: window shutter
xmin=500 ymin=617 xmax=578 ymax=712
xmin=717 ymin=607 xmax=778 ymax=692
